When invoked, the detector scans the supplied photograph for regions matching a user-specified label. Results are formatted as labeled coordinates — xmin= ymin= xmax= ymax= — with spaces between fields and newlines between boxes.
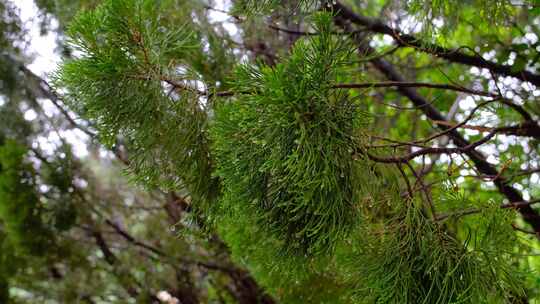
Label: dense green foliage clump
xmin=352 ymin=203 xmax=523 ymax=303
xmin=211 ymin=14 xmax=366 ymax=254
xmin=55 ymin=0 xmax=219 ymax=202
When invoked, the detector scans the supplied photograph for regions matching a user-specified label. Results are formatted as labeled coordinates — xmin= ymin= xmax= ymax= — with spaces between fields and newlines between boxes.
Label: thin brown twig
xmin=436 ymin=199 xmax=540 ymax=222
xmin=512 ymin=223 xmax=540 ymax=236
xmin=365 ymin=129 xmax=498 ymax=163
xmin=164 ymin=79 xmax=500 ymax=99
xmin=333 ymin=81 xmax=498 ymax=97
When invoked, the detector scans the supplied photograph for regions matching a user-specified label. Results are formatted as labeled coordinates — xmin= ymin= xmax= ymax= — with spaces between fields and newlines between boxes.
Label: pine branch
xmin=512 ymin=223 xmax=540 ymax=236
xmin=2 ymin=54 xmax=97 ymax=138
xmin=333 ymin=81 xmax=498 ymax=97
xmin=365 ymin=129 xmax=498 ymax=163
xmin=104 ymin=219 xmax=167 ymax=257
xmin=167 ymin=79 xmax=502 ymax=98
xmin=332 ymin=10 xmax=540 ymax=238
xmin=436 ymin=199 xmax=540 ymax=222
xmin=331 ymin=1 xmax=540 ymax=86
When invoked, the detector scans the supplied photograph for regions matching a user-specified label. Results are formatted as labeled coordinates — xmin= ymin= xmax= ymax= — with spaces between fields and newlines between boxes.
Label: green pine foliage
xmin=211 ymin=13 xmax=367 ymax=254
xmin=216 ymin=194 xmax=355 ymax=303
xmin=55 ymin=0 xmax=219 ymax=203
xmin=350 ymin=202 xmax=523 ymax=303
xmin=51 ymin=0 xmax=537 ymax=302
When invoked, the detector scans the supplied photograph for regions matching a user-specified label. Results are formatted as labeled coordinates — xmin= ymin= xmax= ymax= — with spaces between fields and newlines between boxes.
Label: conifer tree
xmin=0 ymin=0 xmax=539 ymax=303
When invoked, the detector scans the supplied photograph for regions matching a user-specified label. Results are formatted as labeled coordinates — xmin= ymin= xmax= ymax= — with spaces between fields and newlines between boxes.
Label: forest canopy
xmin=0 ymin=0 xmax=540 ymax=303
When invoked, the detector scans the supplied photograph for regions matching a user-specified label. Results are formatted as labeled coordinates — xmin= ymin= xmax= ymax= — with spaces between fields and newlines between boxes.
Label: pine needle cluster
xmin=349 ymin=202 xmax=524 ymax=303
xmin=211 ymin=13 xmax=366 ymax=254
xmin=54 ymin=0 xmax=219 ymax=202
